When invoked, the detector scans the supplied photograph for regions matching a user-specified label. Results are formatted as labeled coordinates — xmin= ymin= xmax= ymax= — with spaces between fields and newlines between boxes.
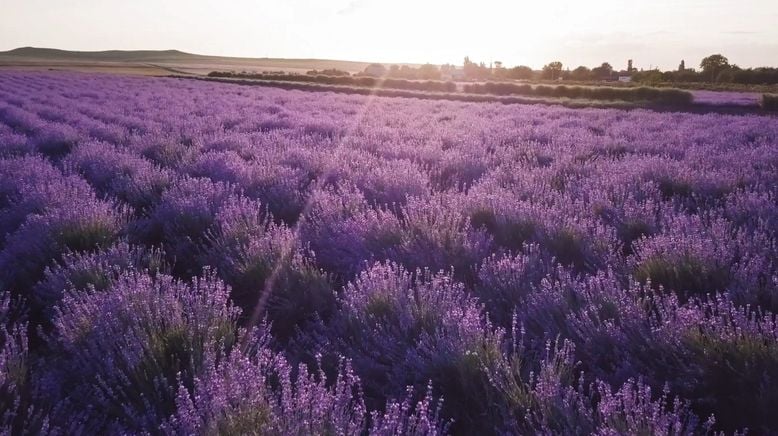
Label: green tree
xmin=700 ymin=54 xmax=729 ymax=81
xmin=542 ymin=61 xmax=563 ymax=80
xmin=463 ymin=57 xmax=490 ymax=79
xmin=638 ymin=70 xmax=664 ymax=85
xmin=591 ymin=62 xmax=614 ymax=80
xmin=570 ymin=66 xmax=591 ymax=81
xmin=418 ymin=63 xmax=441 ymax=80
xmin=507 ymin=65 xmax=534 ymax=80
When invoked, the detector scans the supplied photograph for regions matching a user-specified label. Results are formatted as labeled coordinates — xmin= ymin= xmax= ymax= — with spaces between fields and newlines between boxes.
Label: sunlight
xmin=2 ymin=0 xmax=778 ymax=432
xmin=2 ymin=0 xmax=776 ymax=69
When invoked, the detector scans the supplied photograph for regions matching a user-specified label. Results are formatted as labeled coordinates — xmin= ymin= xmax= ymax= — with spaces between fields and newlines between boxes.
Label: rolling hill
xmin=0 ymin=47 xmax=392 ymax=76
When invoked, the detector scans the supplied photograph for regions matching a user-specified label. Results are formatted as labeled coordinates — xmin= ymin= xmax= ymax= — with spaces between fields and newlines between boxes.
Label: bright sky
xmin=2 ymin=0 xmax=777 ymax=70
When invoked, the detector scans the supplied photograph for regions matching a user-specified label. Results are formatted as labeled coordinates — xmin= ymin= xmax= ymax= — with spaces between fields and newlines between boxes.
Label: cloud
xmin=338 ymin=0 xmax=372 ymax=15
xmin=722 ymin=30 xmax=760 ymax=35
xmin=560 ymin=31 xmax=653 ymax=49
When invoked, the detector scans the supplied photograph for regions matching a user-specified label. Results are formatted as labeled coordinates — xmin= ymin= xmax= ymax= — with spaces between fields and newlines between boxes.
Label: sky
xmin=2 ymin=0 xmax=777 ymax=70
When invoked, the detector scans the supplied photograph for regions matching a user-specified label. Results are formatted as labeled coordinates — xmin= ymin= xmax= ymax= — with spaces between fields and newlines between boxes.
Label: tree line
xmin=248 ymin=54 xmax=778 ymax=87
xmin=373 ymin=54 xmax=778 ymax=86
xmin=632 ymin=54 xmax=778 ymax=85
xmin=467 ymin=54 xmax=778 ymax=85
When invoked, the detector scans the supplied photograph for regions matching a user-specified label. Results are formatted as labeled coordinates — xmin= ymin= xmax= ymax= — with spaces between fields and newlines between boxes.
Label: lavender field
xmin=0 ymin=71 xmax=777 ymax=434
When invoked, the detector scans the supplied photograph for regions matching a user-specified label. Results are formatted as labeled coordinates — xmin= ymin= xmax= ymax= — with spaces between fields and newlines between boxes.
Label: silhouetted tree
xmin=570 ymin=66 xmax=592 ymax=81
xmin=700 ymin=54 xmax=729 ymax=81
xmin=463 ymin=56 xmax=490 ymax=79
xmin=591 ymin=62 xmax=614 ymax=80
xmin=542 ymin=61 xmax=563 ymax=80
xmin=418 ymin=64 xmax=441 ymax=80
xmin=506 ymin=66 xmax=533 ymax=80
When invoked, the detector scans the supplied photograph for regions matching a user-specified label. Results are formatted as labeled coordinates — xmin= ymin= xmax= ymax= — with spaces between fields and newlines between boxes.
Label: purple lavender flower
xmin=35 ymin=242 xmax=167 ymax=310
xmin=48 ymin=270 xmax=240 ymax=432
xmin=325 ymin=261 xmax=499 ymax=432
xmin=0 ymin=197 xmax=126 ymax=294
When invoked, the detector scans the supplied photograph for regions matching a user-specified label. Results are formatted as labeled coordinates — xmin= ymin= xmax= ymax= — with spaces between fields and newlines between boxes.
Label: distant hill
xmin=0 ymin=47 xmax=206 ymax=62
xmin=0 ymin=47 xmax=398 ymax=76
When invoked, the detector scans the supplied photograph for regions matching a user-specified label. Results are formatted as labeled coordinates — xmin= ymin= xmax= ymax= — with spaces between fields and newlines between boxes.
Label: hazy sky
xmin=2 ymin=0 xmax=777 ymax=70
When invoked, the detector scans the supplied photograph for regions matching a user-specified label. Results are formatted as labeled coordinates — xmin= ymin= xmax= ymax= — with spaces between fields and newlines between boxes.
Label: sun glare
xmin=1 ymin=0 xmax=778 ymax=433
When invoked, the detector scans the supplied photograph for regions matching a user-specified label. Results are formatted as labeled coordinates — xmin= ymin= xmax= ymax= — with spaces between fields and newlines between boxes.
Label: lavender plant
xmin=46 ymin=271 xmax=240 ymax=433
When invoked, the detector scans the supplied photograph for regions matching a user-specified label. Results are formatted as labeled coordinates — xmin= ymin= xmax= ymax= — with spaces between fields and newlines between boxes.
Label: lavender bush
xmin=46 ymin=271 xmax=240 ymax=433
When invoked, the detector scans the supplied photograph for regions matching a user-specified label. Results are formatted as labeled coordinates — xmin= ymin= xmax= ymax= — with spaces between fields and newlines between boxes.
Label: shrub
xmin=429 ymin=150 xmax=488 ymax=190
xmin=512 ymin=268 xmax=620 ymax=350
xmin=629 ymin=216 xmax=747 ymax=300
xmin=476 ymin=245 xmax=556 ymax=327
xmin=556 ymin=273 xmax=671 ymax=384
xmin=185 ymin=151 xmax=310 ymax=223
xmin=64 ymin=141 xmax=172 ymax=211
xmin=470 ymin=206 xmax=539 ymax=251
xmin=369 ymin=384 xmax=450 ymax=435
xmin=47 ymin=271 xmax=240 ymax=433
xmin=241 ymin=163 xmax=310 ymax=224
xmin=633 ymin=254 xmax=729 ymax=297
xmin=326 ymin=262 xmax=499 ymax=432
xmin=762 ymin=94 xmax=778 ymax=111
xmin=299 ymin=184 xmax=403 ymax=280
xmin=185 ymin=150 xmax=247 ymax=184
xmin=590 ymin=379 xmax=711 ymax=435
xmin=0 ymin=157 xmax=101 ymax=246
xmin=544 ymin=225 xmax=597 ymax=272
xmin=166 ymin=337 xmax=449 ymax=435
xmin=571 ymin=289 xmax=778 ymax=433
xmin=0 ymin=129 xmax=32 ymax=156
xmin=465 ymin=189 xmax=544 ymax=252
xmin=723 ymin=189 xmax=778 ymax=236
xmin=139 ymin=137 xmax=198 ymax=169
xmin=593 ymin=214 xmax=654 ymax=255
xmin=165 ymin=343 xmax=367 ymax=435
xmin=0 ymin=157 xmax=63 ymax=241
xmin=538 ymin=209 xmax=620 ymax=274
xmin=203 ymin=198 xmax=334 ymax=340
xmin=146 ymin=177 xmax=238 ymax=273
xmin=674 ymin=298 xmax=778 ymax=433
xmin=484 ymin=337 xmax=587 ymax=433
xmin=485 ymin=335 xmax=711 ymax=434
xmin=463 ymin=82 xmax=532 ymax=96
xmin=0 ymin=200 xmax=125 ymax=294
xmin=0 ymin=105 xmax=43 ymax=134
xmin=350 ymin=158 xmax=429 ymax=206
xmin=207 ymin=71 xmax=457 ymax=93
xmin=0 ymin=292 xmax=51 ymax=433
xmin=31 ymin=123 xmax=80 ymax=158
xmin=35 ymin=242 xmax=167 ymax=310
xmin=0 ymin=291 xmax=32 ymax=434
xmin=462 ymin=82 xmax=693 ymax=104
xmin=306 ymin=68 xmax=350 ymax=77
xmin=395 ymin=196 xmax=493 ymax=284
